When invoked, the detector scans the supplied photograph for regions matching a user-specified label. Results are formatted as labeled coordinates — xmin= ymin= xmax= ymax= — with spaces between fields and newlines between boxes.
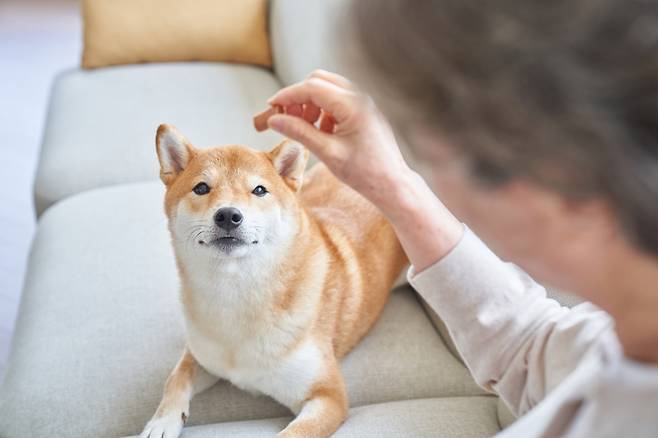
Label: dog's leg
xmin=277 ymin=359 xmax=348 ymax=438
xmin=140 ymin=347 xmax=218 ymax=438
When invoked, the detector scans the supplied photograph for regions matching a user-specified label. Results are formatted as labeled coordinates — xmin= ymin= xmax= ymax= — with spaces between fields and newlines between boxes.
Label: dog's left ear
xmin=268 ymin=140 xmax=309 ymax=191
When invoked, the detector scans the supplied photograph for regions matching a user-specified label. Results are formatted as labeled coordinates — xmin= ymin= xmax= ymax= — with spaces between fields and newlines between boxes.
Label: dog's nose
xmin=214 ymin=207 xmax=243 ymax=231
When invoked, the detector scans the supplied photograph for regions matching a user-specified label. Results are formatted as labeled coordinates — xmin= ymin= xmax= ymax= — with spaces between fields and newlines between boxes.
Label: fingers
xmin=307 ymin=69 xmax=353 ymax=90
xmin=319 ymin=111 xmax=336 ymax=134
xmin=286 ymin=103 xmax=304 ymax=118
xmin=302 ymin=103 xmax=322 ymax=124
xmin=253 ymin=103 xmax=324 ymax=132
xmin=267 ymin=114 xmax=333 ymax=156
xmin=268 ymin=77 xmax=355 ymax=124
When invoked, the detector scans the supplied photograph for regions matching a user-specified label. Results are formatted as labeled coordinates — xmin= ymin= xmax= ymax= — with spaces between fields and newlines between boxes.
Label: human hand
xmin=257 ymin=70 xmax=463 ymax=270
xmin=258 ymin=70 xmax=412 ymax=214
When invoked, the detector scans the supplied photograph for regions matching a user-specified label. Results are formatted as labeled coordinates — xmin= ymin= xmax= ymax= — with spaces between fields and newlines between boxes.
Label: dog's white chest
xmin=186 ymin=316 xmax=325 ymax=410
xmin=182 ymin=265 xmax=325 ymax=410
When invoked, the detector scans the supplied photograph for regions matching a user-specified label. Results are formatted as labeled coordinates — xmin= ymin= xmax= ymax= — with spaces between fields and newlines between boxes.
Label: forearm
xmin=375 ymin=169 xmax=464 ymax=272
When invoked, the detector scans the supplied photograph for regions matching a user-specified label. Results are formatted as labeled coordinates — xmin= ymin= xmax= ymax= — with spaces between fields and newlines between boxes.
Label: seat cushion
xmin=0 ymin=181 xmax=486 ymax=438
xmin=35 ymin=63 xmax=283 ymax=215
xmin=123 ymin=397 xmax=501 ymax=438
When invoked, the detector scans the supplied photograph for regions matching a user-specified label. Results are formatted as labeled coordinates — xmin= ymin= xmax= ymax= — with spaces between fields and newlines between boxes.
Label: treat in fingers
xmin=253 ymin=105 xmax=284 ymax=132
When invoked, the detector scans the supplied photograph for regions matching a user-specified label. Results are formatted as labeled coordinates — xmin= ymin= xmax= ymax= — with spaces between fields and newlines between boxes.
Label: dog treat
xmin=253 ymin=105 xmax=284 ymax=132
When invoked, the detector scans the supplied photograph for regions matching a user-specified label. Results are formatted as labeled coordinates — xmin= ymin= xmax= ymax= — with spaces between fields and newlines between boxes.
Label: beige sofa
xmin=0 ymin=1 xmax=520 ymax=436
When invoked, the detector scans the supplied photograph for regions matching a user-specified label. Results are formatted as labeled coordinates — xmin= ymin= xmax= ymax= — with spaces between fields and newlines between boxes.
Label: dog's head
xmin=156 ymin=124 xmax=309 ymax=260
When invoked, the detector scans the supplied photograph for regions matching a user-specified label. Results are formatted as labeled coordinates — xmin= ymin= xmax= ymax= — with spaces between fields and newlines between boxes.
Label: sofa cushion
xmin=270 ymin=0 xmax=350 ymax=86
xmin=0 ymin=181 xmax=486 ymax=438
xmin=82 ymin=0 xmax=271 ymax=69
xmin=35 ymin=63 xmax=283 ymax=215
xmin=123 ymin=397 xmax=501 ymax=438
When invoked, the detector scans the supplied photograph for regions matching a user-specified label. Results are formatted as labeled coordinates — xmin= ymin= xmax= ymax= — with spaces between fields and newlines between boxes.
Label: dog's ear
xmin=156 ymin=124 xmax=195 ymax=185
xmin=268 ymin=140 xmax=309 ymax=191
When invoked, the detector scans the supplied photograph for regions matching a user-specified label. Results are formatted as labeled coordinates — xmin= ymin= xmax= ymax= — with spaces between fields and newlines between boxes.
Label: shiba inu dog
xmin=140 ymin=124 xmax=407 ymax=438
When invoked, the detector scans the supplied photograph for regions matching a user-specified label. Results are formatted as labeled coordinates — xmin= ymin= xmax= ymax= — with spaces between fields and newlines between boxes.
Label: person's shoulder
xmin=566 ymin=302 xmax=619 ymax=354
xmin=570 ymin=302 xmax=613 ymax=320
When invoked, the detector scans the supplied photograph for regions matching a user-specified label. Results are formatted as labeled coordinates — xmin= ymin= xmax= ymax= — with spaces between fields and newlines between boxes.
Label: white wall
xmin=0 ymin=0 xmax=80 ymax=379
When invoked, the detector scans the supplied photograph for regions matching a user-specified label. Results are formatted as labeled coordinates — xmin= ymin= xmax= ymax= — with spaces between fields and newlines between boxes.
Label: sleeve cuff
xmin=407 ymin=225 xmax=495 ymax=287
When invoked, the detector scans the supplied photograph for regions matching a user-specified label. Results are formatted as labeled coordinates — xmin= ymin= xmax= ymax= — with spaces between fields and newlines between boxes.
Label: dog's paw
xmin=139 ymin=411 xmax=187 ymax=438
xmin=276 ymin=427 xmax=308 ymax=438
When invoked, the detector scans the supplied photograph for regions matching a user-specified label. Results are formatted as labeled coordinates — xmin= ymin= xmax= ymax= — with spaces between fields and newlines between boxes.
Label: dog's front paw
xmin=276 ymin=427 xmax=312 ymax=438
xmin=140 ymin=411 xmax=187 ymax=438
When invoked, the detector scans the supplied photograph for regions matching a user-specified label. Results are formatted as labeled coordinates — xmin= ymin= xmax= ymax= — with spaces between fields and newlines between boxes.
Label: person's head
xmin=346 ymin=0 xmax=658 ymax=297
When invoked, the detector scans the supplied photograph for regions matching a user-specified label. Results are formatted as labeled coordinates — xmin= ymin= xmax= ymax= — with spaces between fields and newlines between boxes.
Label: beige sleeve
xmin=408 ymin=227 xmax=615 ymax=416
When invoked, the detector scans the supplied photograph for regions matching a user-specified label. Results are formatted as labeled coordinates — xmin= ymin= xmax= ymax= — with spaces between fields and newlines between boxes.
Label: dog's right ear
xmin=156 ymin=124 xmax=195 ymax=185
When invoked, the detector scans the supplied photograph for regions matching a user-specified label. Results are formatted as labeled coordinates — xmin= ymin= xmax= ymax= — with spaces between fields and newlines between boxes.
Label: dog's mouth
xmin=204 ymin=236 xmax=246 ymax=247
xmin=215 ymin=236 xmax=245 ymax=245
xmin=198 ymin=236 xmax=259 ymax=253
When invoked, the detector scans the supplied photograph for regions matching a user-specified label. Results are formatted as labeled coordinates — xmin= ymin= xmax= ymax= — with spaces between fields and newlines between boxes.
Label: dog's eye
xmin=193 ymin=182 xmax=210 ymax=195
xmin=252 ymin=185 xmax=268 ymax=197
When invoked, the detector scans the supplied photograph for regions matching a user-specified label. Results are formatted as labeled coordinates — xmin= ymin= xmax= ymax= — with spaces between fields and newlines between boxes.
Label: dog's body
xmin=141 ymin=125 xmax=407 ymax=438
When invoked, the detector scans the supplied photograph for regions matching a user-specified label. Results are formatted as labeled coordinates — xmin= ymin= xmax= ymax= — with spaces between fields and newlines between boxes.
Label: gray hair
xmin=346 ymin=0 xmax=658 ymax=255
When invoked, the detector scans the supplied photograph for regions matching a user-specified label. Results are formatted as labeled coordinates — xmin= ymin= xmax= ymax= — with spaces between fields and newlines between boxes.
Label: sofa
xmin=0 ymin=1 xmax=524 ymax=436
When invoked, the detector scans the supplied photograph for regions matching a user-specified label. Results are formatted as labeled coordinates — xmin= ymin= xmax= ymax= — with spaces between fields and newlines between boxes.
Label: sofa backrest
xmin=269 ymin=0 xmax=351 ymax=86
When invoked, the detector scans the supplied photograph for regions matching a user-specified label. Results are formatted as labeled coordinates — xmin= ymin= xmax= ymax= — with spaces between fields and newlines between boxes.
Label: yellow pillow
xmin=82 ymin=0 xmax=271 ymax=69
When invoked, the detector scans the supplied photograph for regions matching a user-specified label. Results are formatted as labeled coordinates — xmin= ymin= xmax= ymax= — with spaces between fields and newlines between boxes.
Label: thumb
xmin=268 ymin=114 xmax=331 ymax=155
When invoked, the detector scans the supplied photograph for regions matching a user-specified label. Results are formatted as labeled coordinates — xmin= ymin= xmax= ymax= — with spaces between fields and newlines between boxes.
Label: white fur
xmin=171 ymin=185 xmax=294 ymax=260
xmin=169 ymin=193 xmax=329 ymax=411
xmin=140 ymin=411 xmax=184 ymax=438
xmin=224 ymin=338 xmax=324 ymax=412
xmin=272 ymin=141 xmax=305 ymax=179
xmin=157 ymin=127 xmax=191 ymax=175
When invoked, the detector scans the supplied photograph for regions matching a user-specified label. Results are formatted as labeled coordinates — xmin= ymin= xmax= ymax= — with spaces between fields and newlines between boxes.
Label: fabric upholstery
xmin=418 ymin=294 xmax=464 ymax=365
xmin=497 ymin=397 xmax=517 ymax=430
xmin=0 ymin=181 xmax=485 ymax=438
xmin=270 ymin=0 xmax=350 ymax=86
xmin=82 ymin=0 xmax=271 ymax=69
xmin=35 ymin=63 xmax=283 ymax=215
xmin=122 ymin=397 xmax=501 ymax=438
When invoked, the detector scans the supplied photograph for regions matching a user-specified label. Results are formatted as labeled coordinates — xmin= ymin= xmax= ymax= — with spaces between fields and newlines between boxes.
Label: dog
xmin=140 ymin=124 xmax=407 ymax=438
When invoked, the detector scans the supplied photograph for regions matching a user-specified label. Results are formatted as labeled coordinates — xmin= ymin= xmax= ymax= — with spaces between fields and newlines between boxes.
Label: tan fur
xmin=154 ymin=349 xmax=197 ymax=423
xmin=295 ymin=163 xmax=407 ymax=358
xmin=144 ymin=125 xmax=407 ymax=438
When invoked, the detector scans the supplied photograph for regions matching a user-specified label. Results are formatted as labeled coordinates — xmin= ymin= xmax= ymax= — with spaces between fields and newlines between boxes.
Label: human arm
xmin=409 ymin=228 xmax=615 ymax=415
xmin=260 ymin=71 xmax=616 ymax=414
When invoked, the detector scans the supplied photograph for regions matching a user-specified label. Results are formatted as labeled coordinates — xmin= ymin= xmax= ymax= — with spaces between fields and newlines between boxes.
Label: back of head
xmin=347 ymin=0 xmax=658 ymax=255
